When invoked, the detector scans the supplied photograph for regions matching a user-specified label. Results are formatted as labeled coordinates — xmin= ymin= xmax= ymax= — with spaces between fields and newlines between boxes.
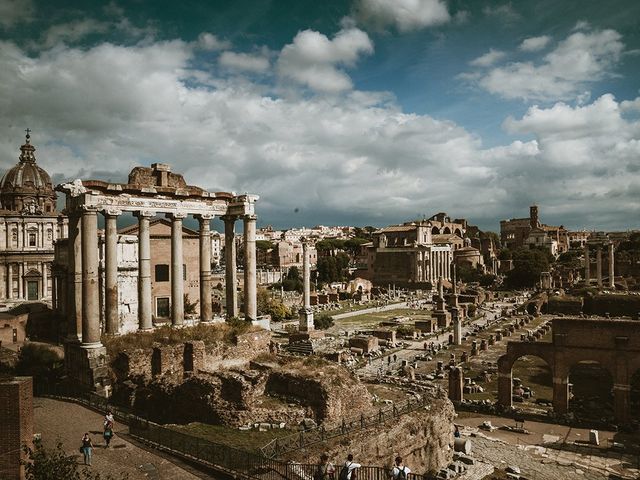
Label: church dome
xmin=0 ymin=132 xmax=57 ymax=214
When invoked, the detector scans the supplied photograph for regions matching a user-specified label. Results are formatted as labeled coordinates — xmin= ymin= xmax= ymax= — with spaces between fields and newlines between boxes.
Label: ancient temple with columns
xmin=54 ymin=163 xmax=259 ymax=393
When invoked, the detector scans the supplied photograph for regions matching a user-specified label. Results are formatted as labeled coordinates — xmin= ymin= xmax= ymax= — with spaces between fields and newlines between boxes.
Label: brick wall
xmin=0 ymin=377 xmax=33 ymax=480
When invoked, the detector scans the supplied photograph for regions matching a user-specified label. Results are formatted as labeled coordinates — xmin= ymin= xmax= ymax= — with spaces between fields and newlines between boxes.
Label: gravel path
xmin=33 ymin=397 xmax=209 ymax=479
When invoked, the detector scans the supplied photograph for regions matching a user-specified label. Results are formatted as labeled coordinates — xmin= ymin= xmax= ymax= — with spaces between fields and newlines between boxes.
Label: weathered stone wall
xmin=584 ymin=294 xmax=640 ymax=317
xmin=234 ymin=329 xmax=271 ymax=356
xmin=546 ymin=295 xmax=583 ymax=315
xmin=289 ymin=394 xmax=454 ymax=475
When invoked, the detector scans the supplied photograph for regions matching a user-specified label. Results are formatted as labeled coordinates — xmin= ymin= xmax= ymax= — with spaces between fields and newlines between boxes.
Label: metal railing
xmin=34 ymin=382 xmax=431 ymax=480
xmin=260 ymin=395 xmax=430 ymax=458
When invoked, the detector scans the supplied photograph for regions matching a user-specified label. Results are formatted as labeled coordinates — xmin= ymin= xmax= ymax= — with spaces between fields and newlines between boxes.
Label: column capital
xmin=194 ymin=213 xmax=215 ymax=221
xmin=243 ymin=214 xmax=257 ymax=222
xmin=80 ymin=205 xmax=99 ymax=214
xmin=166 ymin=212 xmax=188 ymax=220
xmin=220 ymin=214 xmax=238 ymax=223
xmin=103 ymin=208 xmax=122 ymax=217
xmin=134 ymin=210 xmax=156 ymax=218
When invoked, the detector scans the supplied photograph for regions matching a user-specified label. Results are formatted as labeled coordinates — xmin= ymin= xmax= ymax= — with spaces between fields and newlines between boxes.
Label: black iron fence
xmin=34 ymin=382 xmax=429 ymax=480
xmin=260 ymin=395 xmax=430 ymax=458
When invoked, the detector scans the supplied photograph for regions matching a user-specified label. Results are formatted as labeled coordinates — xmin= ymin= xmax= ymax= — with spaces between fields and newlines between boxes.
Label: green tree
xmin=282 ymin=266 xmax=303 ymax=292
xmin=183 ymin=294 xmax=199 ymax=315
xmin=504 ymin=247 xmax=550 ymax=288
xmin=257 ymin=288 xmax=292 ymax=322
xmin=313 ymin=314 xmax=335 ymax=330
xmin=256 ymin=240 xmax=274 ymax=251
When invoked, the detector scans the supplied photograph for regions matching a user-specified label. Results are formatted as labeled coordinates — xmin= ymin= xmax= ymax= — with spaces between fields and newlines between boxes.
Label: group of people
xmin=315 ymin=454 xmax=411 ymax=480
xmin=79 ymin=410 xmax=116 ymax=466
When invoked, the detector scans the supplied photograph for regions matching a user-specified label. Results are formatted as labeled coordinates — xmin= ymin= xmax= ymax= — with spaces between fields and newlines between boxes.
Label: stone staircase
xmin=286 ymin=340 xmax=314 ymax=355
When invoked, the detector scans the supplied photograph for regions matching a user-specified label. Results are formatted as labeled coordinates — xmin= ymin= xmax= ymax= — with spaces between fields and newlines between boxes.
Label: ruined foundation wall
xmin=290 ymin=395 xmax=454 ymax=475
xmin=265 ymin=369 xmax=373 ymax=424
xmin=584 ymin=294 xmax=640 ymax=317
xmin=546 ymin=295 xmax=583 ymax=315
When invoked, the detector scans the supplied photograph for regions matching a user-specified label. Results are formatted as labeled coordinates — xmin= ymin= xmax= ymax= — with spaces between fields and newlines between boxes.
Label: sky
xmin=0 ymin=0 xmax=639 ymax=233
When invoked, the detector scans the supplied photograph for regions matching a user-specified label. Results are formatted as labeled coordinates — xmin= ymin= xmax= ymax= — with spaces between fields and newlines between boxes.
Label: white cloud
xmin=519 ymin=35 xmax=551 ymax=52
xmin=196 ymin=32 xmax=230 ymax=51
xmin=470 ymin=49 xmax=506 ymax=67
xmin=277 ymin=27 xmax=373 ymax=93
xmin=483 ymin=3 xmax=521 ymax=24
xmin=219 ymin=51 xmax=270 ymax=73
xmin=0 ymin=35 xmax=638 ymax=230
xmin=465 ymin=29 xmax=625 ymax=101
xmin=354 ymin=0 xmax=450 ymax=32
xmin=40 ymin=19 xmax=111 ymax=49
xmin=0 ymin=0 xmax=34 ymax=29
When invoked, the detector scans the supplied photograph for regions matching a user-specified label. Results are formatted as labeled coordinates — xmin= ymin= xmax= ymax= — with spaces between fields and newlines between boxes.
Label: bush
xmin=396 ymin=324 xmax=415 ymax=337
xmin=313 ymin=314 xmax=335 ymax=330
xmin=15 ymin=343 xmax=63 ymax=382
xmin=23 ymin=439 xmax=125 ymax=480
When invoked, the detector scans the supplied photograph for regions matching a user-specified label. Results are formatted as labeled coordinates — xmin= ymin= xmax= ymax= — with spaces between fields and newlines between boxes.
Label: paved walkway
xmin=33 ymin=397 xmax=209 ymax=479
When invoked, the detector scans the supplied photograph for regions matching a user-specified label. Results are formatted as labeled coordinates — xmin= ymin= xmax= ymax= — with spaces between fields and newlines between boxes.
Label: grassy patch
xmin=170 ymin=422 xmax=293 ymax=453
xmin=333 ymin=308 xmax=427 ymax=326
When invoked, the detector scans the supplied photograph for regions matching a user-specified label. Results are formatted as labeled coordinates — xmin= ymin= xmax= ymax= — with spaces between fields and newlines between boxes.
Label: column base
xmin=64 ymin=341 xmax=111 ymax=397
xmin=299 ymin=307 xmax=314 ymax=332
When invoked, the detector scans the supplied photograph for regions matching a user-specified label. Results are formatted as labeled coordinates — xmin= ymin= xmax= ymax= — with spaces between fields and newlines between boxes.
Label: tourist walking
xmin=339 ymin=454 xmax=360 ymax=480
xmin=391 ymin=456 xmax=411 ymax=480
xmin=103 ymin=420 xmax=114 ymax=447
xmin=80 ymin=432 xmax=93 ymax=466
xmin=315 ymin=453 xmax=335 ymax=480
xmin=104 ymin=409 xmax=114 ymax=426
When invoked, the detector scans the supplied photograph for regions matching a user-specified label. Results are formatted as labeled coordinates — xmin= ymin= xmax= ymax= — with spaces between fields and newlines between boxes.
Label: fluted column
xmin=104 ymin=210 xmax=120 ymax=335
xmin=608 ymin=243 xmax=615 ymax=288
xmin=596 ymin=247 xmax=603 ymax=288
xmin=197 ymin=214 xmax=213 ymax=322
xmin=136 ymin=211 xmax=154 ymax=331
xmin=222 ymin=215 xmax=238 ymax=318
xmin=17 ymin=263 xmax=23 ymax=299
xmin=67 ymin=214 xmax=82 ymax=341
xmin=169 ymin=212 xmax=186 ymax=326
xmin=243 ymin=214 xmax=257 ymax=321
xmin=584 ymin=245 xmax=590 ymax=284
xmin=81 ymin=207 xmax=101 ymax=346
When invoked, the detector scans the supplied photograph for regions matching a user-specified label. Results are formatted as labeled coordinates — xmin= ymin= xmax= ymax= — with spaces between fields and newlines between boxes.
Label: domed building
xmin=0 ymin=132 xmax=67 ymax=302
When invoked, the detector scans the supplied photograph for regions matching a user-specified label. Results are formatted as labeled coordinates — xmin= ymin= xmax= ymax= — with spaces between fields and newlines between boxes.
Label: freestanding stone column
xmin=136 ymin=211 xmax=154 ymax=331
xmin=299 ymin=239 xmax=314 ymax=332
xmin=243 ymin=214 xmax=257 ymax=321
xmin=197 ymin=214 xmax=213 ymax=322
xmin=222 ymin=215 xmax=238 ymax=318
xmin=67 ymin=214 xmax=82 ymax=341
xmin=104 ymin=210 xmax=120 ymax=335
xmin=596 ymin=247 xmax=603 ymax=288
xmin=169 ymin=212 xmax=186 ymax=326
xmin=584 ymin=245 xmax=590 ymax=284
xmin=608 ymin=242 xmax=615 ymax=288
xmin=453 ymin=309 xmax=462 ymax=345
xmin=81 ymin=207 xmax=101 ymax=346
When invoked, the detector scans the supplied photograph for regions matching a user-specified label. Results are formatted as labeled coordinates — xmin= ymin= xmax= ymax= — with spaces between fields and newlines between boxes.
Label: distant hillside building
xmin=500 ymin=205 xmax=568 ymax=254
xmin=0 ymin=133 xmax=67 ymax=301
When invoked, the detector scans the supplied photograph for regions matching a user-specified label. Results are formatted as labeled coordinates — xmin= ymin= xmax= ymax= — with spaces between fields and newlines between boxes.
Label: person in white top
xmin=340 ymin=454 xmax=361 ymax=480
xmin=391 ymin=456 xmax=411 ymax=480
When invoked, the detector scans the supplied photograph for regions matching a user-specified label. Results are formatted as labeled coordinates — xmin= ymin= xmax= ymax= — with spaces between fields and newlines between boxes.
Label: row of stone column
xmin=67 ymin=208 xmax=257 ymax=346
xmin=584 ymin=243 xmax=614 ymax=288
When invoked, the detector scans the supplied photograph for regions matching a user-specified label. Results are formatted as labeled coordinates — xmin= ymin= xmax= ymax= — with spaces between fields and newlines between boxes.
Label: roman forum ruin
xmin=54 ymin=163 xmax=259 ymax=392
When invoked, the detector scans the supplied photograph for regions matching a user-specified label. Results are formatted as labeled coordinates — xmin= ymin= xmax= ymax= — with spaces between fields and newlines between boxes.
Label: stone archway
xmin=497 ymin=343 xmax=556 ymax=412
